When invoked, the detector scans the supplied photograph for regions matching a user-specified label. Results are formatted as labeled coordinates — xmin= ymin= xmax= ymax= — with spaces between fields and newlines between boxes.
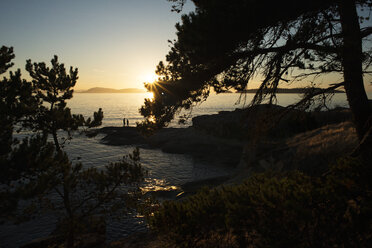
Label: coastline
xmin=95 ymin=104 xmax=357 ymax=196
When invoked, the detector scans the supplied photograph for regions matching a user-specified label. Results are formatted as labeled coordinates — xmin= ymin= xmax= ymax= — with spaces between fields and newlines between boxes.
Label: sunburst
xmin=143 ymin=73 xmax=158 ymax=84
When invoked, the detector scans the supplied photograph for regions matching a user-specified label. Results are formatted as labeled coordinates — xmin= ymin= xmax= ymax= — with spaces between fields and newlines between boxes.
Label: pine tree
xmin=1 ymin=50 xmax=145 ymax=248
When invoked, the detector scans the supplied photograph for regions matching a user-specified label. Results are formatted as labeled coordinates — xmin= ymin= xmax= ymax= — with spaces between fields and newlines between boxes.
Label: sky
xmin=1 ymin=1 xmax=371 ymax=93
xmin=0 ymin=0 xmax=195 ymax=90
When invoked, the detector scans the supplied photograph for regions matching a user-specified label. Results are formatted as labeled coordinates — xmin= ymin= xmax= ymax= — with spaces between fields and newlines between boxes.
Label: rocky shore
xmin=98 ymin=126 xmax=243 ymax=167
xmin=96 ymin=104 xmax=357 ymax=188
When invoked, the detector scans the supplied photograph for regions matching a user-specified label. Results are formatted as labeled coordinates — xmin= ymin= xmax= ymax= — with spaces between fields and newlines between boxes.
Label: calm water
xmin=67 ymin=92 xmax=352 ymax=127
xmin=0 ymin=92 xmax=364 ymax=247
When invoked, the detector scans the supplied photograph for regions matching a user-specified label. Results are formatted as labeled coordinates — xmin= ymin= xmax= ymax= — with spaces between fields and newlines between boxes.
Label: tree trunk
xmin=338 ymin=0 xmax=372 ymax=141
xmin=66 ymin=220 xmax=75 ymax=248
xmin=64 ymin=189 xmax=74 ymax=248
xmin=52 ymin=127 xmax=74 ymax=247
xmin=52 ymin=130 xmax=61 ymax=152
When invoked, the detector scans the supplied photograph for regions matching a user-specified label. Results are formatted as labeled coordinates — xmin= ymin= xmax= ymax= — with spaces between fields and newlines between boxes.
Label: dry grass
xmin=287 ymin=121 xmax=357 ymax=159
xmin=284 ymin=121 xmax=358 ymax=175
xmin=236 ymin=121 xmax=359 ymax=178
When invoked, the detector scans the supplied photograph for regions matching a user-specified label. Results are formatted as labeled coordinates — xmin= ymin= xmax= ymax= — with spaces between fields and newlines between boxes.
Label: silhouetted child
xmin=126 ymin=119 xmax=129 ymax=126
xmin=123 ymin=117 xmax=126 ymax=127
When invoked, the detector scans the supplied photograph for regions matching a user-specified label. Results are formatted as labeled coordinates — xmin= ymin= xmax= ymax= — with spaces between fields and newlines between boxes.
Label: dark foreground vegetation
xmin=147 ymin=157 xmax=371 ymax=248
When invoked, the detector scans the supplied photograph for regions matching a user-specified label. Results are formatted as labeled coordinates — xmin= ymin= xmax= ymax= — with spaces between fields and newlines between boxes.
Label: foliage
xmin=25 ymin=55 xmax=104 ymax=150
xmin=0 ymin=46 xmax=14 ymax=74
xmin=0 ymin=48 xmax=145 ymax=247
xmin=0 ymin=46 xmax=36 ymax=161
xmin=141 ymin=0 xmax=372 ymax=143
xmin=148 ymin=157 xmax=372 ymax=247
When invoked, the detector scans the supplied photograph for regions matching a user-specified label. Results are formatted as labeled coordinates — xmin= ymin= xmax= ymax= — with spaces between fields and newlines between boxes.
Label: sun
xmin=143 ymin=73 xmax=158 ymax=84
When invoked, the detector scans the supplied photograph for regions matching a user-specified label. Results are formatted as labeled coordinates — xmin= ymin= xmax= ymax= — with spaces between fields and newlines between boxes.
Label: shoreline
xmin=95 ymin=104 xmax=357 ymax=196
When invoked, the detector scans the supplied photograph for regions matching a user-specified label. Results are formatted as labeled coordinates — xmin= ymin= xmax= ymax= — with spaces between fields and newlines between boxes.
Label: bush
xmin=148 ymin=157 xmax=371 ymax=247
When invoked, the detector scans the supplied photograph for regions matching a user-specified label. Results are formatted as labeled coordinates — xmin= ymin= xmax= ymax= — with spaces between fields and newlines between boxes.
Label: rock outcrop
xmin=99 ymin=126 xmax=243 ymax=167
xmin=192 ymin=104 xmax=352 ymax=141
xmin=98 ymin=105 xmax=355 ymax=172
xmin=234 ymin=121 xmax=358 ymax=181
xmin=97 ymin=104 xmax=358 ymax=186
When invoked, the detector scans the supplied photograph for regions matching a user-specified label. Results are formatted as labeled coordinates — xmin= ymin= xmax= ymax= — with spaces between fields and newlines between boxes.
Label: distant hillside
xmin=79 ymin=87 xmax=146 ymax=93
xmin=239 ymin=87 xmax=344 ymax=94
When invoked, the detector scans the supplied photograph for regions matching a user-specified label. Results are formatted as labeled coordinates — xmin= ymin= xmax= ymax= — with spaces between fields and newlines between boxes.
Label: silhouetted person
xmin=127 ymin=119 xmax=129 ymax=126
xmin=123 ymin=117 xmax=126 ymax=127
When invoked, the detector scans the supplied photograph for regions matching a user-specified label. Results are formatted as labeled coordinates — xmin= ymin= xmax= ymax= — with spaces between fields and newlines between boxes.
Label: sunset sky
xmin=0 ymin=0 xmax=194 ymax=90
xmin=1 ymin=0 xmax=372 ymax=92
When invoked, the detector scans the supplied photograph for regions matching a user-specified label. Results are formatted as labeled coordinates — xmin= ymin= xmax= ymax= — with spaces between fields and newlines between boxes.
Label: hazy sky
xmin=0 ymin=0 xmax=194 ymax=90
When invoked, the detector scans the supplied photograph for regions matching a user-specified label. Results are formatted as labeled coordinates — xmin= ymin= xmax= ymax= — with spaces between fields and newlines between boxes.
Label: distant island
xmin=77 ymin=87 xmax=146 ymax=93
xmin=238 ymin=87 xmax=344 ymax=94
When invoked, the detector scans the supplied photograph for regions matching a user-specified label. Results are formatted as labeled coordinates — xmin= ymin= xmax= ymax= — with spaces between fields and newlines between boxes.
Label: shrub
xmin=148 ymin=157 xmax=371 ymax=247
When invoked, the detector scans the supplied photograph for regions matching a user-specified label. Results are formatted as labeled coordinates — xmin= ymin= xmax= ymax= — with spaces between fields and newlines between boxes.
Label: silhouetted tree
xmin=25 ymin=55 xmax=104 ymax=150
xmin=0 ymin=51 xmax=144 ymax=248
xmin=0 ymin=46 xmax=14 ymax=74
xmin=140 ymin=0 xmax=372 ymax=153
xmin=0 ymin=46 xmax=38 ymax=175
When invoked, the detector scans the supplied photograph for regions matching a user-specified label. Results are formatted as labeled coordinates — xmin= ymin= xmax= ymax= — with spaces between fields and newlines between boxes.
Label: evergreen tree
xmin=140 ymin=0 xmax=372 ymax=155
xmin=0 ymin=50 xmax=144 ymax=248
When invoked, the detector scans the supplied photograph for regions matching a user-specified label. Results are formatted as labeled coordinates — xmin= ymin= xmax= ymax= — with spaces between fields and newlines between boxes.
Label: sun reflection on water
xmin=144 ymin=91 xmax=154 ymax=100
xmin=141 ymin=178 xmax=180 ymax=193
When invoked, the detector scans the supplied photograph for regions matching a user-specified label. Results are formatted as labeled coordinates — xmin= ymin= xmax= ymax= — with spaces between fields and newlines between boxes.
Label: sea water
xmin=67 ymin=92 xmax=351 ymax=127
xmin=0 ymin=92 xmax=360 ymax=247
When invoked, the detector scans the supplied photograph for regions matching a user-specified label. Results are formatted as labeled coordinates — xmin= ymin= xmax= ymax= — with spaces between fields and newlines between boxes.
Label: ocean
xmin=67 ymin=92 xmax=351 ymax=127
xmin=0 ymin=92 xmax=362 ymax=247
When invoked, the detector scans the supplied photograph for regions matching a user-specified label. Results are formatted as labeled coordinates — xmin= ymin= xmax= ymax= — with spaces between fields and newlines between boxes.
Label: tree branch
xmin=235 ymin=26 xmax=371 ymax=60
xmin=235 ymin=42 xmax=338 ymax=60
xmin=360 ymin=26 xmax=372 ymax=38
xmin=285 ymin=82 xmax=345 ymax=110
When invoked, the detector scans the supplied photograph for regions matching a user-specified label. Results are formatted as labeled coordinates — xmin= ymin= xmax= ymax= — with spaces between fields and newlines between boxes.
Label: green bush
xmin=148 ymin=157 xmax=371 ymax=247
